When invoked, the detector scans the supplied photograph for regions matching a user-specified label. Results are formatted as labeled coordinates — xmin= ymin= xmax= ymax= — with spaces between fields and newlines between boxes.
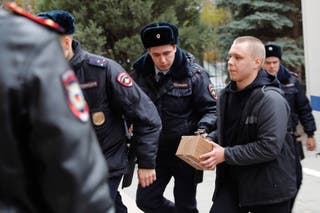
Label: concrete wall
xmin=301 ymin=0 xmax=320 ymax=142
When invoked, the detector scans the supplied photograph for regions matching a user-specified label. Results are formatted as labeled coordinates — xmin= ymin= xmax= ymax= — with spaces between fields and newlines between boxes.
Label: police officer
xmin=131 ymin=22 xmax=217 ymax=213
xmin=0 ymin=3 xmax=114 ymax=213
xmin=263 ymin=44 xmax=317 ymax=210
xmin=37 ymin=10 xmax=162 ymax=213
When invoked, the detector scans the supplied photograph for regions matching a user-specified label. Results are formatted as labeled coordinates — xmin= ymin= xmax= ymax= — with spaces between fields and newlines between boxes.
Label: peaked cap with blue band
xmin=140 ymin=21 xmax=179 ymax=49
xmin=37 ymin=10 xmax=76 ymax=35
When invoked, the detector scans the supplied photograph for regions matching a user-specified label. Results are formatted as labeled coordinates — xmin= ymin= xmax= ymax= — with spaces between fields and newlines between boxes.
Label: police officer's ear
xmin=59 ymin=35 xmax=72 ymax=59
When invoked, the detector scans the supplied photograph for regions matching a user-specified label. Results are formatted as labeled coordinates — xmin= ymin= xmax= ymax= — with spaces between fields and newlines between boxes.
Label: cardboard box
xmin=176 ymin=135 xmax=213 ymax=170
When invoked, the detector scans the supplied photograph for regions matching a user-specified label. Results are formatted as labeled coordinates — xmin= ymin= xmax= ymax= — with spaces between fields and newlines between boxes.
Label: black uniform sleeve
xmin=26 ymin=36 xmax=114 ymax=213
xmin=106 ymin=61 xmax=161 ymax=169
xmin=294 ymin=80 xmax=317 ymax=136
xmin=192 ymin=68 xmax=217 ymax=133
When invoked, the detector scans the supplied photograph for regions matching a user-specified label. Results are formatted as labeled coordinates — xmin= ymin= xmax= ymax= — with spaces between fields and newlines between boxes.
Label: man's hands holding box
xmin=176 ymin=135 xmax=225 ymax=170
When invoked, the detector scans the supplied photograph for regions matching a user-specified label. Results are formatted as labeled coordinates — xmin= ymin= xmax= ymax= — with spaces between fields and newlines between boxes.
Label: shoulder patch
xmin=208 ymin=84 xmax=217 ymax=99
xmin=117 ymin=72 xmax=133 ymax=87
xmin=61 ymin=70 xmax=89 ymax=122
xmin=6 ymin=2 xmax=64 ymax=34
xmin=87 ymin=56 xmax=108 ymax=68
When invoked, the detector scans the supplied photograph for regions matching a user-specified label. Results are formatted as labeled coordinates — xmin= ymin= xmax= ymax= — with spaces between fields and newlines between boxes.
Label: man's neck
xmin=236 ymin=71 xmax=258 ymax=91
xmin=66 ymin=49 xmax=74 ymax=61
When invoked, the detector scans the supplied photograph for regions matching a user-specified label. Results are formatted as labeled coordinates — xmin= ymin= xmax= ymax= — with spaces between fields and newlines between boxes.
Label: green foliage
xmin=114 ymin=35 xmax=145 ymax=65
xmin=35 ymin=0 xmax=213 ymax=70
xmin=228 ymin=12 xmax=293 ymax=31
xmin=180 ymin=23 xmax=218 ymax=64
xmin=75 ymin=20 xmax=107 ymax=56
xmin=200 ymin=2 xmax=230 ymax=27
xmin=215 ymin=0 xmax=304 ymax=74
xmin=267 ymin=38 xmax=305 ymax=70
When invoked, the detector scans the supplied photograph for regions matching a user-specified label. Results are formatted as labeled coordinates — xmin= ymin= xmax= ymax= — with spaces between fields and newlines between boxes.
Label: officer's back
xmin=0 ymin=3 xmax=114 ymax=213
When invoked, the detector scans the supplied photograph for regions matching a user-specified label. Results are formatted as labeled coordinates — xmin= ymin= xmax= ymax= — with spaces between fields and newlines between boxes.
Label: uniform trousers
xmin=109 ymin=175 xmax=128 ymax=213
xmin=136 ymin=155 xmax=198 ymax=213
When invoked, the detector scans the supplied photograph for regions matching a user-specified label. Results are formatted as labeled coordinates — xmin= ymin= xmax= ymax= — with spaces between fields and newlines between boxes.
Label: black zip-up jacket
xmin=70 ymin=41 xmax=161 ymax=177
xmin=213 ymin=70 xmax=297 ymax=206
xmin=277 ymin=64 xmax=316 ymax=136
xmin=132 ymin=48 xmax=217 ymax=155
xmin=0 ymin=9 xmax=113 ymax=213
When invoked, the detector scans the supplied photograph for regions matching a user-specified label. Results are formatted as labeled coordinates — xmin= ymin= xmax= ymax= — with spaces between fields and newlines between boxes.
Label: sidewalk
xmin=120 ymin=144 xmax=320 ymax=213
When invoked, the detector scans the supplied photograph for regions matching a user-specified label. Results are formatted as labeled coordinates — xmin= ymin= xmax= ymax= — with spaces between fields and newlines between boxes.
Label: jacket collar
xmin=133 ymin=47 xmax=190 ymax=80
xmin=277 ymin=64 xmax=292 ymax=83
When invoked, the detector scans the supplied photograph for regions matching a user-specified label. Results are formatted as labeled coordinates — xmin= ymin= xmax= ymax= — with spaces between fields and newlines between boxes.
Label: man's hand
xmin=199 ymin=141 xmax=225 ymax=170
xmin=194 ymin=128 xmax=208 ymax=138
xmin=137 ymin=168 xmax=156 ymax=188
xmin=307 ymin=137 xmax=316 ymax=151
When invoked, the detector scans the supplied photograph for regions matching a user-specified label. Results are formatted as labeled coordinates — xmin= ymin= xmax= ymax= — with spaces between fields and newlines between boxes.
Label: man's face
xmin=227 ymin=42 xmax=260 ymax=88
xmin=263 ymin=56 xmax=280 ymax=76
xmin=148 ymin=44 xmax=176 ymax=71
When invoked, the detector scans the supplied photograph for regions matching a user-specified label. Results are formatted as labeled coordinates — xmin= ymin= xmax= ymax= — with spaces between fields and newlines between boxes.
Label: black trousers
xmin=210 ymin=183 xmax=291 ymax=213
xmin=109 ymin=175 xmax=128 ymax=213
xmin=136 ymin=156 xmax=198 ymax=213
xmin=290 ymin=138 xmax=303 ymax=211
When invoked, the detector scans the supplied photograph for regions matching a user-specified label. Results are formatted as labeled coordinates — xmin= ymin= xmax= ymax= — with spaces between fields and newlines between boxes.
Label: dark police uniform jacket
xmin=131 ymin=47 xmax=216 ymax=157
xmin=213 ymin=70 xmax=296 ymax=206
xmin=0 ymin=7 xmax=113 ymax=213
xmin=70 ymin=40 xmax=161 ymax=177
xmin=277 ymin=64 xmax=316 ymax=136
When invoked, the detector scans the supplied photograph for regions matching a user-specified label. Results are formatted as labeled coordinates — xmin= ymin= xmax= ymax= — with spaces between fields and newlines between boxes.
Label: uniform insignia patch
xmin=208 ymin=84 xmax=217 ymax=99
xmin=92 ymin=112 xmax=105 ymax=126
xmin=61 ymin=70 xmax=89 ymax=122
xmin=117 ymin=72 xmax=133 ymax=87
xmin=173 ymin=82 xmax=189 ymax=88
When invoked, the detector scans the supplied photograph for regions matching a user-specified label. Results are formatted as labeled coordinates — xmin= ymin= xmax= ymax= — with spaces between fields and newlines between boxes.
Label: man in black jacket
xmin=37 ymin=10 xmax=162 ymax=213
xmin=131 ymin=22 xmax=217 ymax=213
xmin=200 ymin=36 xmax=297 ymax=213
xmin=0 ymin=3 xmax=113 ymax=213
xmin=263 ymin=44 xmax=317 ymax=210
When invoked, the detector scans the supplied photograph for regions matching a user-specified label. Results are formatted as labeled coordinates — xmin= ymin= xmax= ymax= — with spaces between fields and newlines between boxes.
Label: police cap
xmin=37 ymin=10 xmax=75 ymax=35
xmin=140 ymin=21 xmax=179 ymax=49
xmin=265 ymin=44 xmax=282 ymax=60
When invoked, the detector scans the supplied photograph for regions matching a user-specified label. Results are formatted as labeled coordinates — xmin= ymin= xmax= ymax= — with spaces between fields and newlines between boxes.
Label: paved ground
xmin=120 ymin=142 xmax=320 ymax=213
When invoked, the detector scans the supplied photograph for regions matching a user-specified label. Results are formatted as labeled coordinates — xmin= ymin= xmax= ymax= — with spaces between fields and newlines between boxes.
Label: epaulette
xmin=290 ymin=71 xmax=299 ymax=80
xmin=191 ymin=63 xmax=203 ymax=74
xmin=186 ymin=52 xmax=203 ymax=74
xmin=186 ymin=52 xmax=197 ymax=63
xmin=6 ymin=2 xmax=64 ymax=34
xmin=87 ymin=56 xmax=108 ymax=68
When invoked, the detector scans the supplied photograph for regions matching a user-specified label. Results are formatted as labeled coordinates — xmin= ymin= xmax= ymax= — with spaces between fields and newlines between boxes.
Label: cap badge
xmin=156 ymin=33 xmax=161 ymax=39
xmin=92 ymin=111 xmax=105 ymax=126
xmin=268 ymin=47 xmax=273 ymax=51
